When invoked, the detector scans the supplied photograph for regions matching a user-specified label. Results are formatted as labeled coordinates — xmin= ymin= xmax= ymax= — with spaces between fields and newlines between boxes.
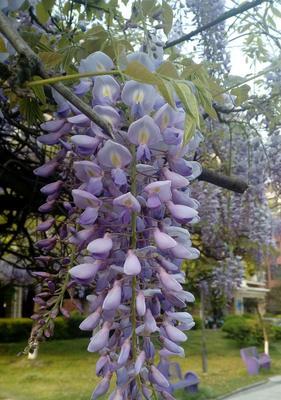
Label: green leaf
xmin=36 ymin=3 xmax=49 ymax=24
xmin=157 ymin=61 xmax=179 ymax=79
xmin=173 ymin=81 xmax=200 ymax=126
xmin=267 ymin=14 xmax=276 ymax=29
xmin=231 ymin=84 xmax=250 ymax=106
xmin=271 ymin=5 xmax=281 ymax=18
xmin=183 ymin=114 xmax=196 ymax=145
xmin=156 ymin=79 xmax=175 ymax=108
xmin=19 ymin=98 xmax=43 ymax=126
xmin=21 ymin=32 xmax=42 ymax=49
xmin=162 ymin=1 xmax=173 ymax=35
xmin=0 ymin=35 xmax=7 ymax=52
xmin=36 ymin=0 xmax=55 ymax=23
xmin=124 ymin=61 xmax=160 ymax=85
xmin=31 ymin=76 xmax=46 ymax=104
xmin=141 ymin=0 xmax=157 ymax=16
xmin=39 ymin=52 xmax=64 ymax=68
xmin=194 ymin=79 xmax=217 ymax=119
xmin=60 ymin=47 xmax=79 ymax=73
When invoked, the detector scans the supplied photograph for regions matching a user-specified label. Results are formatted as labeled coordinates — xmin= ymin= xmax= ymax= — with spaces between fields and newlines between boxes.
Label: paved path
xmin=224 ymin=376 xmax=281 ymax=400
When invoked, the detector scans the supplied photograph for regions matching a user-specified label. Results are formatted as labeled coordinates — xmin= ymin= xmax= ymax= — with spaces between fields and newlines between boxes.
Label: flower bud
xmin=123 ymin=250 xmax=141 ymax=275
xmin=103 ymin=281 xmax=122 ymax=311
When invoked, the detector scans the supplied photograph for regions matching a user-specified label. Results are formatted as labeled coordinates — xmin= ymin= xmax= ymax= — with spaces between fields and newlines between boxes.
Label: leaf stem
xmin=130 ymin=144 xmax=143 ymax=392
xmin=26 ymin=69 xmax=121 ymax=87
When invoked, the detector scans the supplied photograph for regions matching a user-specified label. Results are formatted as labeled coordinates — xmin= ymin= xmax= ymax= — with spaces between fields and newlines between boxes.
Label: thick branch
xmin=0 ymin=10 xmax=113 ymax=138
xmin=164 ymin=0 xmax=270 ymax=49
xmin=198 ymin=168 xmax=248 ymax=194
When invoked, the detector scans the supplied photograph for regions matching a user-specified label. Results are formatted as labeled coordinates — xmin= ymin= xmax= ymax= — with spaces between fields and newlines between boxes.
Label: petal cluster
xmin=34 ymin=51 xmax=202 ymax=399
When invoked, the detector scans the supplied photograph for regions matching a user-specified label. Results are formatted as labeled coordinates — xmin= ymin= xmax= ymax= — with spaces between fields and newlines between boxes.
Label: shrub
xmin=0 ymin=314 xmax=88 ymax=343
xmin=271 ymin=325 xmax=281 ymax=341
xmin=0 ymin=318 xmax=33 ymax=342
xmin=192 ymin=316 xmax=202 ymax=330
xmin=222 ymin=315 xmax=264 ymax=346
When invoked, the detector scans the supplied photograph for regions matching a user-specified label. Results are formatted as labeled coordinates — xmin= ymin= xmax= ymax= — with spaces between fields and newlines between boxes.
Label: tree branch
xmin=0 ymin=10 xmax=114 ymax=138
xmin=164 ymin=0 xmax=270 ymax=49
xmin=198 ymin=168 xmax=248 ymax=194
xmin=72 ymin=0 xmax=110 ymax=13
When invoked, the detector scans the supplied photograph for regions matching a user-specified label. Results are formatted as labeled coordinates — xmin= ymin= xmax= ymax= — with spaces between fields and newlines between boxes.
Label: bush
xmin=271 ymin=325 xmax=281 ymax=341
xmin=0 ymin=318 xmax=33 ymax=342
xmin=0 ymin=314 xmax=88 ymax=343
xmin=222 ymin=315 xmax=264 ymax=346
xmin=192 ymin=316 xmax=202 ymax=330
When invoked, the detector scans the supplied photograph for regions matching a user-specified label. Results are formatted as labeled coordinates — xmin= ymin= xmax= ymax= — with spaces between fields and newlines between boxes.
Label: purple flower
xmin=135 ymin=350 xmax=145 ymax=374
xmin=158 ymin=267 xmax=182 ymax=292
xmin=161 ymin=336 xmax=184 ymax=355
xmin=79 ymin=51 xmax=114 ymax=74
xmin=153 ymin=228 xmax=177 ymax=250
xmin=79 ymin=207 xmax=99 ymax=225
xmin=117 ymin=338 xmax=131 ymax=365
xmin=41 ymin=119 xmax=65 ymax=132
xmin=36 ymin=218 xmax=55 ymax=232
xmin=73 ymin=161 xmax=103 ymax=182
xmin=124 ymin=250 xmax=141 ymax=275
xmin=121 ymin=81 xmax=156 ymax=118
xmin=113 ymin=192 xmax=141 ymax=213
xmin=154 ymin=104 xmax=176 ymax=132
xmin=71 ymin=135 xmax=98 ymax=155
xmin=166 ymin=201 xmax=198 ymax=223
xmin=128 ymin=115 xmax=162 ymax=160
xmin=150 ymin=365 xmax=170 ymax=388
xmin=144 ymin=181 xmax=172 ymax=208
xmin=103 ymin=281 xmax=122 ymax=311
xmin=88 ymin=321 xmax=111 ymax=352
xmin=163 ymin=321 xmax=187 ymax=342
xmin=171 ymin=244 xmax=200 ymax=260
xmin=69 ymin=261 xmax=101 ymax=283
xmin=126 ymin=51 xmax=156 ymax=71
xmin=136 ymin=291 xmax=146 ymax=317
xmin=79 ymin=307 xmax=102 ymax=331
xmin=73 ymin=79 xmax=92 ymax=96
xmin=93 ymin=75 xmax=120 ymax=105
xmin=33 ymin=50 xmax=202 ymax=400
xmin=92 ymin=105 xmax=120 ymax=133
xmin=91 ymin=374 xmax=111 ymax=399
xmin=163 ymin=168 xmax=189 ymax=189
xmin=163 ymin=127 xmax=183 ymax=145
xmin=40 ymin=181 xmax=63 ymax=196
xmin=35 ymin=237 xmax=57 ymax=251
xmin=34 ymin=160 xmax=58 ymax=177
xmin=72 ymin=189 xmax=101 ymax=209
xmin=144 ymin=309 xmax=159 ymax=333
xmin=87 ymin=233 xmax=113 ymax=259
xmin=67 ymin=114 xmax=90 ymax=127
xmin=98 ymin=140 xmax=132 ymax=185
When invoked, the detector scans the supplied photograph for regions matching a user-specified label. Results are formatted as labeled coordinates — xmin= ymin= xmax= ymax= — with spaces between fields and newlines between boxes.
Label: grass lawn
xmin=0 ymin=330 xmax=281 ymax=400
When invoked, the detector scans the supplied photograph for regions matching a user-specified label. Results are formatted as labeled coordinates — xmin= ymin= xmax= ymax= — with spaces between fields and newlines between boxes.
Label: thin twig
xmin=164 ymin=0 xmax=270 ymax=49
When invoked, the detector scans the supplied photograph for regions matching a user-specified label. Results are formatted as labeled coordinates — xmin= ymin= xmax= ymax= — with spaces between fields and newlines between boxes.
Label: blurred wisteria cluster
xmin=31 ymin=50 xmax=203 ymax=399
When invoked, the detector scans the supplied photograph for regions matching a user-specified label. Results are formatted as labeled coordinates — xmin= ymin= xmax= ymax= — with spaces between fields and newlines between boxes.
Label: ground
xmin=224 ymin=377 xmax=281 ymax=400
xmin=0 ymin=330 xmax=281 ymax=400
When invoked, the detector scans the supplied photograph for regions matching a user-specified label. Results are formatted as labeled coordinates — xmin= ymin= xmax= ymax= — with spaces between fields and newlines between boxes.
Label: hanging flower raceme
xmin=33 ymin=50 xmax=203 ymax=399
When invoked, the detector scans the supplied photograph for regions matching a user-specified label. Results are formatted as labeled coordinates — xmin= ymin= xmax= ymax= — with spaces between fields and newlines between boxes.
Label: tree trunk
xmin=200 ymin=288 xmax=208 ymax=373
xmin=256 ymin=303 xmax=269 ymax=355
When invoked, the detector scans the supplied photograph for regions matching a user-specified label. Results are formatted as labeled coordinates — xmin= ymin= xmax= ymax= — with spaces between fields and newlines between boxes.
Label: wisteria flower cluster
xmin=209 ymin=256 xmax=244 ymax=301
xmin=33 ymin=51 xmax=203 ymax=399
xmin=187 ymin=0 xmax=230 ymax=77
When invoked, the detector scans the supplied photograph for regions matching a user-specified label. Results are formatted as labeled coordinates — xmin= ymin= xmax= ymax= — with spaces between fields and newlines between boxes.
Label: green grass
xmin=0 ymin=330 xmax=280 ymax=400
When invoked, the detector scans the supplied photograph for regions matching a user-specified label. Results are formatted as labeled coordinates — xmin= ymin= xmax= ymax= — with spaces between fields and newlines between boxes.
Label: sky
xmin=118 ymin=0 xmax=271 ymax=92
